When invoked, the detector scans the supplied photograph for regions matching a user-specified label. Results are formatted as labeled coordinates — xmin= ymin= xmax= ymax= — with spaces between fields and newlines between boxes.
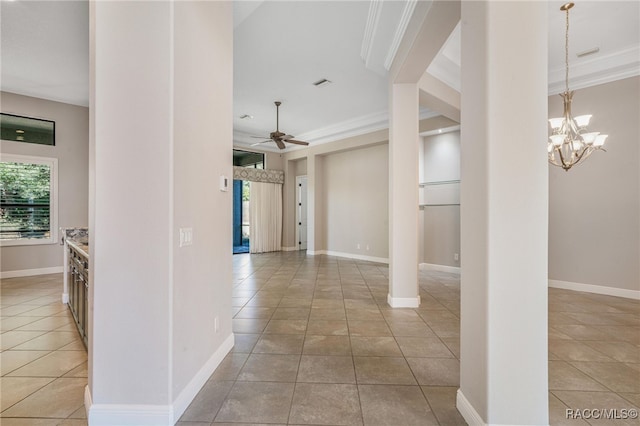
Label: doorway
xmin=232 ymin=149 xmax=264 ymax=254
xmin=233 ymin=180 xmax=250 ymax=254
xmin=296 ymin=175 xmax=308 ymax=250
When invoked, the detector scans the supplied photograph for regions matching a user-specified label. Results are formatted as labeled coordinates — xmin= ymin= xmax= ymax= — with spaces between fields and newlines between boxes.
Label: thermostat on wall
xmin=220 ymin=175 xmax=229 ymax=192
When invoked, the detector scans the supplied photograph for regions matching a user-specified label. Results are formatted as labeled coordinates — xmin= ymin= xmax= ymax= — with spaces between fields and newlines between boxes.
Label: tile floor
xmin=1 ymin=251 xmax=638 ymax=425
xmin=1 ymin=273 xmax=87 ymax=426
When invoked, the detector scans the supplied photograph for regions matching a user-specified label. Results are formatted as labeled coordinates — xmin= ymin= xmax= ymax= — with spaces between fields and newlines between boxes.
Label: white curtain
xmin=249 ymin=181 xmax=282 ymax=253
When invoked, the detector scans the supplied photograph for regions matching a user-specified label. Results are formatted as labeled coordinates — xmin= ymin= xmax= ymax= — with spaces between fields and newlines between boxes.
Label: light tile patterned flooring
xmin=0 ymin=273 xmax=87 ymax=426
xmin=1 ymin=252 xmax=638 ymax=425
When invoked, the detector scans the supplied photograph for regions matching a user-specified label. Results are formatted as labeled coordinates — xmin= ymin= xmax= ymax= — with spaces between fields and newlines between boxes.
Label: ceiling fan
xmin=251 ymin=101 xmax=309 ymax=150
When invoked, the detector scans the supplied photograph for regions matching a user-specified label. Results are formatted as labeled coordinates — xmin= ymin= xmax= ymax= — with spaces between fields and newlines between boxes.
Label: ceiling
xmin=1 ymin=1 xmax=638 ymax=152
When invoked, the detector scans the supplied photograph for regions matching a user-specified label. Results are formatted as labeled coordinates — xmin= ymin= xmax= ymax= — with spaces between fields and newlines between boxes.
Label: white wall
xmin=322 ymin=143 xmax=389 ymax=260
xmin=90 ymin=1 xmax=233 ymax=423
xmin=420 ymin=131 xmax=460 ymax=268
xmin=549 ymin=76 xmax=639 ymax=294
xmin=0 ymin=92 xmax=88 ymax=274
xmin=171 ymin=0 xmax=234 ymax=404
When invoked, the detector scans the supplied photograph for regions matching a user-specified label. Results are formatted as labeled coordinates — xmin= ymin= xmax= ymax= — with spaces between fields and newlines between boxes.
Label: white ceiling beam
xmin=389 ymin=0 xmax=460 ymax=84
xmin=418 ymin=72 xmax=460 ymax=122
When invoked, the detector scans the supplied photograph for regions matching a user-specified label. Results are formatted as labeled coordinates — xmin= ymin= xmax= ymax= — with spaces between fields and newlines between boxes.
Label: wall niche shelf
xmin=419 ymin=179 xmax=460 ymax=187
xmin=419 ymin=179 xmax=460 ymax=209
xmin=419 ymin=203 xmax=460 ymax=209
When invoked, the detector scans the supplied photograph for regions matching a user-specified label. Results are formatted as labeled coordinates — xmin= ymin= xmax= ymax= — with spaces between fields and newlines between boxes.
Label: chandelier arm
xmin=556 ymin=146 xmax=569 ymax=170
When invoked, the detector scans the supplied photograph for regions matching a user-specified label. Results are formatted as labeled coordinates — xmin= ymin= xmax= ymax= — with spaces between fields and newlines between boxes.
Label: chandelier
xmin=548 ymin=2 xmax=607 ymax=171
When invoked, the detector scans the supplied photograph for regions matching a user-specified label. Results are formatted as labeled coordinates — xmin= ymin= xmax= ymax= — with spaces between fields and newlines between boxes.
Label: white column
xmin=89 ymin=1 xmax=233 ymax=424
xmin=388 ymin=83 xmax=420 ymax=308
xmin=458 ymin=2 xmax=549 ymax=425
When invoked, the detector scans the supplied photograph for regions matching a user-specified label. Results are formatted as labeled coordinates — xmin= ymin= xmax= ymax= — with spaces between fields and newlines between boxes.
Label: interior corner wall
xmin=265 ymin=151 xmax=284 ymax=171
xmin=420 ymin=131 xmax=461 ymax=268
xmin=322 ymin=143 xmax=389 ymax=259
xmin=548 ymin=76 xmax=640 ymax=292
xmin=171 ymin=0 xmax=233 ymax=403
xmin=0 ymin=92 xmax=89 ymax=273
xmin=90 ymin=1 xmax=233 ymax=420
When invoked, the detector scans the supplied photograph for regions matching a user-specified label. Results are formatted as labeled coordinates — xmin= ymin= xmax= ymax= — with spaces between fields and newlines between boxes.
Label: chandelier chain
xmin=565 ymin=6 xmax=570 ymax=93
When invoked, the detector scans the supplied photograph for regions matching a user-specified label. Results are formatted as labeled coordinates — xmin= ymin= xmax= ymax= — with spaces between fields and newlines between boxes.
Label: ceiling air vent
xmin=313 ymin=79 xmax=332 ymax=88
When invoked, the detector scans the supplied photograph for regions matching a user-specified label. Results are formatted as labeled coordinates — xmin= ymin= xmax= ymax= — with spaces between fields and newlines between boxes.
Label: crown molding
xmin=282 ymin=107 xmax=439 ymax=152
xmin=384 ymin=0 xmax=419 ymax=71
xmin=548 ymin=45 xmax=640 ymax=95
xmin=361 ymin=0 xmax=383 ymax=66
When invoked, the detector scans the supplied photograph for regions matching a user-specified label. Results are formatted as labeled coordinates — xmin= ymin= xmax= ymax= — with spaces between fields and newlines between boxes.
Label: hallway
xmin=180 ymin=252 xmax=640 ymax=425
xmin=0 ymin=253 xmax=638 ymax=425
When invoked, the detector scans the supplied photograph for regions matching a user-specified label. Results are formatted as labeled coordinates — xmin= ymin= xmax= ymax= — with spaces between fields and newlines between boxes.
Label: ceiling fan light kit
xmin=251 ymin=101 xmax=310 ymax=150
xmin=548 ymin=2 xmax=608 ymax=171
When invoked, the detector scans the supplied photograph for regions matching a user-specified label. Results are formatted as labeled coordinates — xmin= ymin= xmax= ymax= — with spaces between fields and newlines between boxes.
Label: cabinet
xmin=67 ymin=243 xmax=88 ymax=348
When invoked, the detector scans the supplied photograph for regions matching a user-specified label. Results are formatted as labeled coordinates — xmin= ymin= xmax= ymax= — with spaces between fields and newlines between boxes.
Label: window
xmin=0 ymin=154 xmax=58 ymax=246
xmin=0 ymin=113 xmax=55 ymax=146
xmin=233 ymin=149 xmax=264 ymax=169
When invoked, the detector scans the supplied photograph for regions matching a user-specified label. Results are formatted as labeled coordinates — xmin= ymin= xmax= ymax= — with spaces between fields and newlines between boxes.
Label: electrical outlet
xmin=179 ymin=228 xmax=193 ymax=247
xmin=454 ymin=253 xmax=460 ymax=261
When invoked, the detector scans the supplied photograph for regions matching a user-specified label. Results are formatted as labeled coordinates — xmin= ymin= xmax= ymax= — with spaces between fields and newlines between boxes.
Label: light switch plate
xmin=220 ymin=175 xmax=229 ymax=192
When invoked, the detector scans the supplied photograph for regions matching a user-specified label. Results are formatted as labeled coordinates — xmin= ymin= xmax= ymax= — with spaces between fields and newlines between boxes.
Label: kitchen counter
xmin=67 ymin=239 xmax=89 ymax=258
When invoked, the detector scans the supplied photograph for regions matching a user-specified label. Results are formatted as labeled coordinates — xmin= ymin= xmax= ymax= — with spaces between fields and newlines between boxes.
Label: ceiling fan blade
xmin=285 ymin=139 xmax=309 ymax=146
xmin=250 ymin=140 xmax=271 ymax=146
xmin=281 ymin=134 xmax=294 ymax=140
xmin=250 ymin=135 xmax=270 ymax=139
xmin=275 ymin=139 xmax=286 ymax=150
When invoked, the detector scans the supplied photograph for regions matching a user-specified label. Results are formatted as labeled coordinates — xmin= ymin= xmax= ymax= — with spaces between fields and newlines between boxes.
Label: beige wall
xmin=295 ymin=158 xmax=307 ymax=176
xmin=1 ymin=92 xmax=89 ymax=273
xmin=549 ymin=76 xmax=639 ymax=292
xmin=420 ymin=131 xmax=460 ymax=267
xmin=282 ymin=129 xmax=389 ymax=252
xmin=265 ymin=150 xmax=284 ymax=171
xmin=321 ymin=143 xmax=389 ymax=259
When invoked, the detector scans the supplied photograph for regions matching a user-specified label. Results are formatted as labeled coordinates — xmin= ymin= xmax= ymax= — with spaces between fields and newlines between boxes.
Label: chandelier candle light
xmin=548 ymin=2 xmax=608 ymax=171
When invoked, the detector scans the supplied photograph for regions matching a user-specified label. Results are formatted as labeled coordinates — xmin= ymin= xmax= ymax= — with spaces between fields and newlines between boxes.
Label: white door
xmin=296 ymin=176 xmax=308 ymax=250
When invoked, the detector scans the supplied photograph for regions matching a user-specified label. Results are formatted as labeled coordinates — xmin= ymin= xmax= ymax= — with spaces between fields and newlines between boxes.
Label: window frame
xmin=0 ymin=153 xmax=59 ymax=247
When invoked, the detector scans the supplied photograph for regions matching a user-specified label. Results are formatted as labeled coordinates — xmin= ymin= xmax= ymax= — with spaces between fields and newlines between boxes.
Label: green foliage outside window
xmin=0 ymin=162 xmax=51 ymax=239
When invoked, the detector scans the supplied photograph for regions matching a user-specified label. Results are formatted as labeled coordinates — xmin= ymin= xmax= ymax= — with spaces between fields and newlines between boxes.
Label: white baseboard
xmin=456 ymin=389 xmax=486 ymax=425
xmin=456 ymin=388 xmax=549 ymax=426
xmin=85 ymin=334 xmax=234 ymax=426
xmin=172 ymin=333 xmax=234 ymax=422
xmin=387 ymin=293 xmax=421 ymax=308
xmin=62 ymin=293 xmax=69 ymax=304
xmin=308 ymin=250 xmax=389 ymax=264
xmin=281 ymin=246 xmax=298 ymax=252
xmin=419 ymin=263 xmax=460 ymax=274
xmin=549 ymin=279 xmax=640 ymax=300
xmin=1 ymin=266 xmax=63 ymax=279
xmin=87 ymin=399 xmax=172 ymax=425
